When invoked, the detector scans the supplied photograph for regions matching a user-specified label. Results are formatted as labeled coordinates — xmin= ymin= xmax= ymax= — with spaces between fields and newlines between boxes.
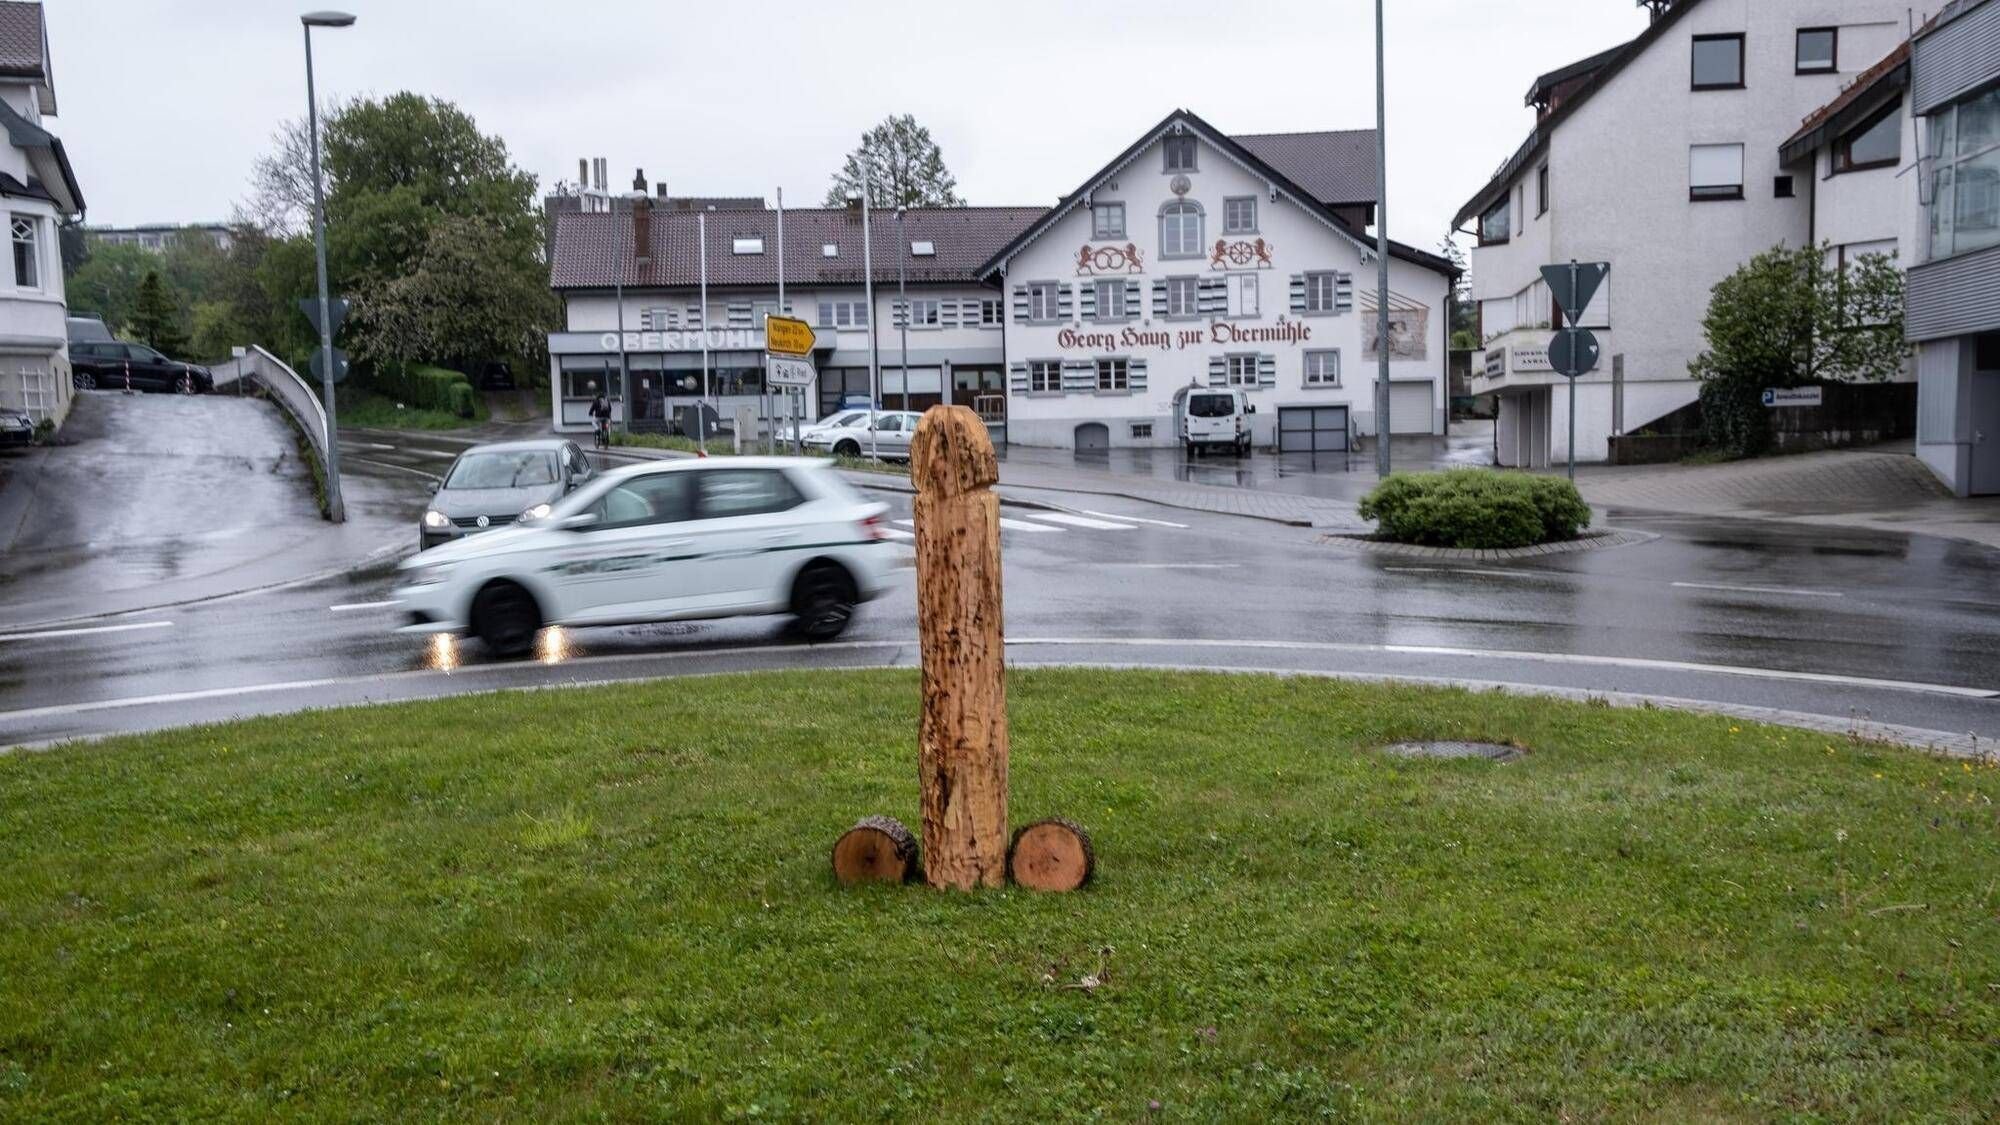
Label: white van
xmin=1173 ymin=385 xmax=1255 ymax=457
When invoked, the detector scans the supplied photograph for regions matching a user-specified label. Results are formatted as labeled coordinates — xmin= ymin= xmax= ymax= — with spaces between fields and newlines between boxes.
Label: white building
xmin=544 ymin=111 xmax=1453 ymax=452
xmin=85 ymin=223 xmax=233 ymax=253
xmin=1454 ymin=0 xmax=1930 ymax=467
xmin=0 ymin=1 xmax=81 ymax=429
xmin=978 ymin=110 xmax=1453 ymax=451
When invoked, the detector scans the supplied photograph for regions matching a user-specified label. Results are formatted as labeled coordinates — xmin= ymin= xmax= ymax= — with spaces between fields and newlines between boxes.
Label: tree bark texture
xmin=910 ymin=406 xmax=1009 ymax=890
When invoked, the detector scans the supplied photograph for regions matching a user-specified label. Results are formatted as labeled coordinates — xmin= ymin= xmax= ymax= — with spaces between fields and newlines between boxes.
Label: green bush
xmin=367 ymin=361 xmax=472 ymax=414
xmin=1359 ymin=470 xmax=1590 ymax=549
xmin=447 ymin=382 xmax=475 ymax=419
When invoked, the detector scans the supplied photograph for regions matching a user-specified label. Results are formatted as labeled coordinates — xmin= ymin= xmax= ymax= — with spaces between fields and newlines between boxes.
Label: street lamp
xmin=1373 ymin=0 xmax=1392 ymax=478
xmin=302 ymin=9 xmax=353 ymax=520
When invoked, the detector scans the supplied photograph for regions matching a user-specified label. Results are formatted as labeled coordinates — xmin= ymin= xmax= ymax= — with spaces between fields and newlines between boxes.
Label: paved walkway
xmin=1574 ymin=446 xmax=2000 ymax=550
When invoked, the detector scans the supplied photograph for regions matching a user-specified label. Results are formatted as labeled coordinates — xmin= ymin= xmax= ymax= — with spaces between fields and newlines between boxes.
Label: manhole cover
xmin=1379 ymin=741 xmax=1525 ymax=762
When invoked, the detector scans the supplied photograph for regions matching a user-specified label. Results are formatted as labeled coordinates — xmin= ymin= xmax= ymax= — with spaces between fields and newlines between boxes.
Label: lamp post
xmin=302 ymin=9 xmax=354 ymax=520
xmin=1372 ymin=0 xmax=1392 ymax=478
xmin=896 ymin=207 xmax=909 ymax=414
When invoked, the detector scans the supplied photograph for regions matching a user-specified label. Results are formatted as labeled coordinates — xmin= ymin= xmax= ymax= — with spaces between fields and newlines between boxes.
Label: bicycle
xmin=593 ymin=416 xmax=611 ymax=450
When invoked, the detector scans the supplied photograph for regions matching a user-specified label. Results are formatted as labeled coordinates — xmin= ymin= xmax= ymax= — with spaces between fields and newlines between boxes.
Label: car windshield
xmin=1188 ymin=394 xmax=1235 ymax=418
xmin=444 ymin=451 xmax=558 ymax=489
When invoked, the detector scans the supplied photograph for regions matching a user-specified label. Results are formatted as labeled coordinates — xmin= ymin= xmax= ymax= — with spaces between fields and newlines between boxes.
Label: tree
xmin=357 ymin=215 xmax=558 ymax=374
xmin=64 ymin=240 xmax=156 ymax=330
xmin=1689 ymin=242 xmax=1906 ymax=456
xmin=1438 ymin=236 xmax=1477 ymax=350
xmin=824 ymin=114 xmax=965 ymax=208
xmin=129 ymin=271 xmax=190 ymax=357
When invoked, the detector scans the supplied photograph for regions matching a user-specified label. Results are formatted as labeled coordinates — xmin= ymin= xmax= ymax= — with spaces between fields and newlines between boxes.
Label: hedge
xmin=1358 ymin=470 xmax=1591 ymax=550
xmin=368 ymin=362 xmax=473 ymax=416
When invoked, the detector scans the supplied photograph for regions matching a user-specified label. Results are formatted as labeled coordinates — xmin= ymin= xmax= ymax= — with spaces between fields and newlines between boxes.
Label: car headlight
xmin=521 ymin=502 xmax=552 ymax=523
xmin=423 ymin=509 xmax=451 ymax=529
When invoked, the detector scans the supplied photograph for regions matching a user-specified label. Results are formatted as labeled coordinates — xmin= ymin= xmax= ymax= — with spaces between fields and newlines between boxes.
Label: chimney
xmin=632 ymin=193 xmax=652 ymax=270
xmin=656 ymin=181 xmax=668 ymax=199
xmin=578 ymin=158 xmax=588 ymax=188
xmin=633 ymin=167 xmax=648 ymax=194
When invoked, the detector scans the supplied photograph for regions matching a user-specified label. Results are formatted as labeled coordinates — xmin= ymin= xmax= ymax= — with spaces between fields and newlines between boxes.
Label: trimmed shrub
xmin=1359 ymin=470 xmax=1590 ymax=549
xmin=447 ymin=382 xmax=476 ymax=419
xmin=368 ymin=362 xmax=473 ymax=414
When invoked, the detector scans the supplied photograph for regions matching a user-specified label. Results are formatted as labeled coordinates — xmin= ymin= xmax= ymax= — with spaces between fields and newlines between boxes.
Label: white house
xmin=978 ymin=110 xmax=1454 ymax=451
xmin=1453 ymin=0 xmax=1931 ymax=467
xmin=0 ymin=0 xmax=81 ymax=429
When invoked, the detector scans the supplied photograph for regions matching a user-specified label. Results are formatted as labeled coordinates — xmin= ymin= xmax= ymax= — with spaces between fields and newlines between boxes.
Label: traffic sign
xmin=309 ymin=346 xmax=350 ymax=385
xmin=765 ymin=314 xmax=815 ymax=357
xmin=766 ymin=354 xmax=816 ymax=388
xmin=1763 ymin=386 xmax=1822 ymax=408
xmin=1540 ymin=261 xmax=1609 ymax=325
xmin=1548 ymin=328 xmax=1599 ymax=378
xmin=298 ymin=296 xmax=351 ymax=338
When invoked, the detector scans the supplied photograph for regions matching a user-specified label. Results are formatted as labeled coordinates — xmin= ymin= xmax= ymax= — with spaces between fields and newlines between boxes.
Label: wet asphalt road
xmin=3 ymin=412 xmax=2000 ymax=749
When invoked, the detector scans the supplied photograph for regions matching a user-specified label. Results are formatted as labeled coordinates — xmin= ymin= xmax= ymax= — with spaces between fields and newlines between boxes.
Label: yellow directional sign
xmin=765 ymin=314 xmax=816 ymax=357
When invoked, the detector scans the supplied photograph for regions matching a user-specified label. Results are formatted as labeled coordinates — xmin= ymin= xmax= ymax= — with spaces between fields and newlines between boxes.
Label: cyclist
xmin=587 ymin=382 xmax=612 ymax=448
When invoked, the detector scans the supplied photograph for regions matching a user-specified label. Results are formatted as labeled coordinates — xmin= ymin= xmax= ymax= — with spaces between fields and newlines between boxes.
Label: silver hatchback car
xmin=421 ymin=439 xmax=597 ymax=550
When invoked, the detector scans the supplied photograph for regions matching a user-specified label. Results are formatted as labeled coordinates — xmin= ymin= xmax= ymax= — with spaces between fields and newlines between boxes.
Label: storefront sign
xmin=1762 ymin=386 xmax=1822 ymax=408
xmin=1074 ymin=243 xmax=1145 ymax=275
xmin=1511 ymin=344 xmax=1551 ymax=372
xmin=1055 ymin=317 xmax=1314 ymax=355
xmin=568 ymin=328 xmax=766 ymax=354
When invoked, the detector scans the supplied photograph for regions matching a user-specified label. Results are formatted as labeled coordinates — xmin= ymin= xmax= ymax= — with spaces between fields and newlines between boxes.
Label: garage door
xmin=1389 ymin=381 xmax=1435 ymax=434
xmin=1277 ymin=405 xmax=1348 ymax=454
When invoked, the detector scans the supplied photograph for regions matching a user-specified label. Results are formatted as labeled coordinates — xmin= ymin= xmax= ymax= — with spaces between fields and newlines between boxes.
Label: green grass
xmin=336 ymin=387 xmax=489 ymax=431
xmin=609 ymin=430 xmax=736 ymax=457
xmin=1 ymin=670 xmax=1995 ymax=1120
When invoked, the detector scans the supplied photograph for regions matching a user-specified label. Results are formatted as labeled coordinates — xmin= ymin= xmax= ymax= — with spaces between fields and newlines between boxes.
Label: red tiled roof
xmin=1784 ymin=40 xmax=1912 ymax=151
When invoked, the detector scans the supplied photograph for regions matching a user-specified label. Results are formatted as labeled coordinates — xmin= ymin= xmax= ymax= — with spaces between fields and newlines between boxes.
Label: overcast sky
xmin=53 ymin=0 xmax=1646 ymax=249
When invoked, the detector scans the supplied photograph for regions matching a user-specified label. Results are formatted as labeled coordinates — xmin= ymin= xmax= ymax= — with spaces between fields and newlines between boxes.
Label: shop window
xmin=1160 ymin=201 xmax=1203 ymax=258
xmin=1304 ymin=350 xmax=1341 ymax=387
xmin=1689 ymin=143 xmax=1745 ymax=200
xmin=1303 ymin=271 xmax=1339 ymax=314
xmin=1224 ymin=196 xmax=1257 ymax=233
xmin=1028 ymin=360 xmax=1060 ymax=393
xmin=1226 ymin=354 xmax=1258 ymax=387
xmin=1691 ymin=33 xmax=1745 ymax=90
xmin=1096 ymin=357 xmax=1129 ymax=391
xmin=1093 ymin=203 xmax=1125 ymax=239
xmin=1796 ymin=27 xmax=1836 ymax=74
xmin=1165 ymin=276 xmax=1198 ymax=317
xmin=1835 ymin=101 xmax=1900 ymax=173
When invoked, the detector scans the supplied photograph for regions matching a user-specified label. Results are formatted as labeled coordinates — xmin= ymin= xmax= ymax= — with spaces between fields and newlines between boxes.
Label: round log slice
xmin=831 ymin=815 xmax=919 ymax=885
xmin=1007 ymin=817 xmax=1095 ymax=892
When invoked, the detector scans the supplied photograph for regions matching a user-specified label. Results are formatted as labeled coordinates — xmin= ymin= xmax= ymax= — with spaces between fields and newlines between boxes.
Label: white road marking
xmin=1080 ymin=510 xmax=1188 ymax=528
xmin=1672 ymin=581 xmax=1844 ymax=598
xmin=345 ymin=456 xmax=441 ymax=481
xmin=0 ymin=620 xmax=174 ymax=642
xmin=996 ymin=517 xmax=1061 ymax=533
xmin=1385 ymin=566 xmax=1539 ymax=579
xmin=344 ymin=441 xmax=396 ymax=450
xmin=1101 ymin=563 xmax=1241 ymax=570
xmin=329 ymin=600 xmax=403 ymax=613
xmin=410 ymin=449 xmax=458 ymax=460
xmin=1016 ymin=512 xmax=1138 ymax=530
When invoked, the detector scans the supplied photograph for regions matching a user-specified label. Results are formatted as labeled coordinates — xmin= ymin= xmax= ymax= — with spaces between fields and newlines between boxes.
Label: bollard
xmin=910 ymin=406 xmax=1009 ymax=890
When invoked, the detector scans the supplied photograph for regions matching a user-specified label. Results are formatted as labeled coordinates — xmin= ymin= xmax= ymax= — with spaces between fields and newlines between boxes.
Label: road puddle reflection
xmin=537 ymin=626 xmax=577 ymax=665
xmin=425 ymin=633 xmax=460 ymax=672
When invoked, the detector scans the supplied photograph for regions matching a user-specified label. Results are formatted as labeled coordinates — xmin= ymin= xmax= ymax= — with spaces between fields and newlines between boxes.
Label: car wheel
xmin=471 ymin=580 xmax=541 ymax=657
xmin=833 ymin=439 xmax=861 ymax=458
xmin=178 ymin=374 xmax=196 ymax=395
xmin=792 ymin=563 xmax=857 ymax=641
xmin=73 ymin=371 xmax=95 ymax=391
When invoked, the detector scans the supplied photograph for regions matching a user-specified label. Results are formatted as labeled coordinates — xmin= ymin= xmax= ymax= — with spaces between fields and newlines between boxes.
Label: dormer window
xmin=732 ymin=236 xmax=764 ymax=255
xmin=910 ymin=240 xmax=935 ymax=257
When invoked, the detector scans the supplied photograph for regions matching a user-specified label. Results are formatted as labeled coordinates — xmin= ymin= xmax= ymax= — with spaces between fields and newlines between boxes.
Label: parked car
xmin=477 ymin=360 xmax=514 ymax=390
xmin=0 ymin=408 xmax=33 ymax=448
xmin=65 ymin=315 xmax=113 ymax=346
xmin=396 ymin=457 xmax=894 ymax=654
xmin=803 ymin=409 xmax=923 ymax=460
xmin=1174 ymin=386 xmax=1254 ymax=457
xmin=421 ymin=438 xmax=596 ymax=551
xmin=69 ymin=342 xmax=214 ymax=394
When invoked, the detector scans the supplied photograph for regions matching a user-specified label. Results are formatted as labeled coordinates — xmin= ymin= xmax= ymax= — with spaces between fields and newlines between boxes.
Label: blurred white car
xmin=803 ymin=409 xmax=923 ymax=460
xmin=395 ymin=457 xmax=894 ymax=655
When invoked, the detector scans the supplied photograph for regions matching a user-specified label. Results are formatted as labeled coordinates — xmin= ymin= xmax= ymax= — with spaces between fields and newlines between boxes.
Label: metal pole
xmin=1373 ymin=0 xmax=1392 ymax=479
xmin=776 ymin=185 xmax=785 ymax=454
xmin=897 ymin=208 xmax=909 ymax=414
xmin=860 ymin=157 xmax=879 ymax=460
xmin=1566 ymin=258 xmax=1578 ymax=480
xmin=303 ymin=23 xmax=345 ymax=521
xmin=698 ymin=211 xmax=710 ymax=451
xmin=614 ymin=272 xmax=628 ymax=437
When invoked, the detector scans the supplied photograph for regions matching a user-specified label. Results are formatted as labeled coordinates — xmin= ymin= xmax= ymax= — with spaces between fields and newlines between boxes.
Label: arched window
xmin=1160 ymin=201 xmax=1203 ymax=259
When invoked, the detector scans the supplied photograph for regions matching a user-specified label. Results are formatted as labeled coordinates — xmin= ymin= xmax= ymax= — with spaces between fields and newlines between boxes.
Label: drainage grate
xmin=1379 ymin=741 xmax=1525 ymax=762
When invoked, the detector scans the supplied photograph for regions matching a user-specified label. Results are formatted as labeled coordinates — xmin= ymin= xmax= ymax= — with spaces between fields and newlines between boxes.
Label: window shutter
xmin=1152 ymin=279 xmax=1168 ymax=316
xmin=1008 ymin=361 xmax=1028 ymax=394
xmin=1057 ymin=283 xmax=1074 ymax=320
xmin=1208 ymin=355 xmax=1227 ymax=386
xmin=1289 ymin=273 xmax=1306 ymax=314
xmin=1130 ymin=358 xmax=1148 ymax=392
xmin=1257 ymin=354 xmax=1277 ymax=386
xmin=686 ymin=304 xmax=704 ymax=329
xmin=1012 ymin=283 xmax=1029 ymax=323
xmin=1079 ymin=283 xmax=1098 ymax=320
xmin=727 ymin=301 xmax=752 ymax=328
xmin=1199 ymin=277 xmax=1228 ymax=315
xmin=1124 ymin=279 xmax=1141 ymax=318
xmin=892 ymin=299 xmax=908 ymax=329
xmin=938 ymin=301 xmax=958 ymax=328
xmin=1060 ymin=359 xmax=1094 ymax=392
xmin=1336 ymin=272 xmax=1354 ymax=315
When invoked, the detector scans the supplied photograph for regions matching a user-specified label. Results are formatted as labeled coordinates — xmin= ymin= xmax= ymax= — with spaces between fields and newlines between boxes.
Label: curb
xmin=1314 ymin=527 xmax=1659 ymax=559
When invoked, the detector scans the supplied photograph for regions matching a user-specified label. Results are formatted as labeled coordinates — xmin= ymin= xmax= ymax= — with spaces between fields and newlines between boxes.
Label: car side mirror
xmin=557 ymin=512 xmax=600 ymax=531
xmin=1247 ymin=404 xmax=1256 ymax=414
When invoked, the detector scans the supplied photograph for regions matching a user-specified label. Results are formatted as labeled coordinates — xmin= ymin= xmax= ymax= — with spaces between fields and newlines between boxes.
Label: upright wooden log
xmin=910 ymin=406 xmax=1009 ymax=890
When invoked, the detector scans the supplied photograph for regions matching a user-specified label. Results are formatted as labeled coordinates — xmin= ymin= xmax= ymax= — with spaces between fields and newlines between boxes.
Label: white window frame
xmin=1303 ymin=349 xmax=1341 ymax=387
xmin=1027 ymin=359 xmax=1060 ymax=393
xmin=1095 ymin=357 xmax=1129 ymax=392
xmin=909 ymin=298 xmax=941 ymax=328
xmin=1225 ymin=354 xmax=1259 ymax=387
xmin=10 ymin=215 xmax=40 ymax=291
xmin=1163 ymin=134 xmax=1197 ymax=172
xmin=1092 ymin=203 xmax=1126 ymax=240
xmin=1227 ymin=273 xmax=1259 ymax=318
xmin=1027 ymin=282 xmax=1060 ymax=322
xmin=731 ymin=236 xmax=764 ymax=255
xmin=1160 ymin=202 xmax=1203 ymax=259
xmin=1689 ymin=143 xmax=1746 ymax=201
xmin=1223 ymin=196 xmax=1257 ymax=234
xmin=1094 ymin=279 xmax=1128 ymax=321
xmin=979 ymin=298 xmax=1004 ymax=327
xmin=1303 ymin=271 xmax=1338 ymax=315
xmin=1165 ymin=276 xmax=1199 ymax=318
xmin=819 ymin=299 xmax=869 ymax=328
xmin=1926 ymin=90 xmax=2000 ymax=261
